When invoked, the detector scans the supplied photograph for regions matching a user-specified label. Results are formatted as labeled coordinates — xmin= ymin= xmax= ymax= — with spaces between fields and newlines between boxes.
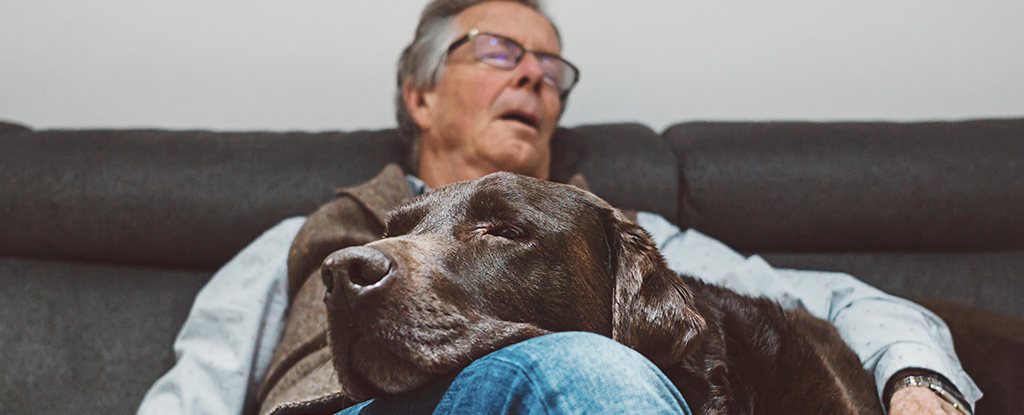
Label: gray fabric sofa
xmin=2 ymin=118 xmax=1022 ymax=415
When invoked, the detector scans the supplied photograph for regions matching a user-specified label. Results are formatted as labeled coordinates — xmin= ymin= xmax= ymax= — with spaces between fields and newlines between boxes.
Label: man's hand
xmin=889 ymin=386 xmax=965 ymax=415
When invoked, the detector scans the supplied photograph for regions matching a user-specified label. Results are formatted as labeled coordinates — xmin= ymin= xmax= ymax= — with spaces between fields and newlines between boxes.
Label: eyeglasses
xmin=446 ymin=29 xmax=580 ymax=96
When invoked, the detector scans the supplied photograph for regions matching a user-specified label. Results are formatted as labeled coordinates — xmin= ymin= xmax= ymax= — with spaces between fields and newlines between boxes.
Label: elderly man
xmin=138 ymin=1 xmax=980 ymax=414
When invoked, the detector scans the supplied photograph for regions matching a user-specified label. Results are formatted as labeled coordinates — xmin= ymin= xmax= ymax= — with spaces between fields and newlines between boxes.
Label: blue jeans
xmin=337 ymin=332 xmax=691 ymax=415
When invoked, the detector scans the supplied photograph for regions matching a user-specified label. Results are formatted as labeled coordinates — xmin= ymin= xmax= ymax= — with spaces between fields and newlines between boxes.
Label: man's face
xmin=409 ymin=1 xmax=564 ymax=185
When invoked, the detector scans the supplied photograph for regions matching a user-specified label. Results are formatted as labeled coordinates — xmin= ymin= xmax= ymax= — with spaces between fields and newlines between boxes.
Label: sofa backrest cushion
xmin=0 ymin=120 xmax=30 ymax=135
xmin=551 ymin=123 xmax=678 ymax=221
xmin=665 ymin=119 xmax=1024 ymax=252
xmin=1 ymin=123 xmax=675 ymax=269
xmin=1 ymin=129 xmax=404 ymax=269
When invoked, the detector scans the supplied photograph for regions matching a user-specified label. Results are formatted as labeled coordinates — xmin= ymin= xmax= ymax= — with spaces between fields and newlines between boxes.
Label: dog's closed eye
xmin=475 ymin=223 xmax=525 ymax=240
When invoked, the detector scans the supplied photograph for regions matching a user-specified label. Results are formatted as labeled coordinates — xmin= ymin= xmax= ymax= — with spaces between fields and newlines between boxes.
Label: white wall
xmin=2 ymin=0 xmax=1022 ymax=132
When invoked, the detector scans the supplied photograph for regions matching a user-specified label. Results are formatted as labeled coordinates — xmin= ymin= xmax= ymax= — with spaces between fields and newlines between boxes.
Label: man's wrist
xmin=884 ymin=368 xmax=972 ymax=415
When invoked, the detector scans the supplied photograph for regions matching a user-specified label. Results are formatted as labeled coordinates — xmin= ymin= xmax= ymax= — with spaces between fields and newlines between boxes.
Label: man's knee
xmin=483 ymin=331 xmax=656 ymax=376
xmin=453 ymin=332 xmax=688 ymax=414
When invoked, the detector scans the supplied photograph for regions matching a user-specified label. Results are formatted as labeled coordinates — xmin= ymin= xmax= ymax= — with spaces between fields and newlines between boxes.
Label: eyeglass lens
xmin=470 ymin=33 xmax=576 ymax=93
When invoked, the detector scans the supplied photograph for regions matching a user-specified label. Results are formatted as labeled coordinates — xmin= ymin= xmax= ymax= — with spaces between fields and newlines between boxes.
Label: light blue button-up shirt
xmin=636 ymin=211 xmax=980 ymax=408
xmin=138 ymin=179 xmax=980 ymax=415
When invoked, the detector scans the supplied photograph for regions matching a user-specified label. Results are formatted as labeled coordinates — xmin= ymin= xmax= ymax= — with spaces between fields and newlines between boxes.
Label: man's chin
xmin=498 ymin=119 xmax=543 ymax=140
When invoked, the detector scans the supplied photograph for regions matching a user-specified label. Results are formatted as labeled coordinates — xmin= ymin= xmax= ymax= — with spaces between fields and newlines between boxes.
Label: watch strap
xmin=891 ymin=374 xmax=972 ymax=415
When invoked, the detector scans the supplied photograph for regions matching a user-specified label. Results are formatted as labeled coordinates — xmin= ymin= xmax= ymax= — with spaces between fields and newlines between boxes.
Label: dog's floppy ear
xmin=605 ymin=209 xmax=706 ymax=367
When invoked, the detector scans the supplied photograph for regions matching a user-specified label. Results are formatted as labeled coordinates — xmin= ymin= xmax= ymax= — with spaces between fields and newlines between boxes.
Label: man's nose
xmin=514 ymin=53 xmax=546 ymax=93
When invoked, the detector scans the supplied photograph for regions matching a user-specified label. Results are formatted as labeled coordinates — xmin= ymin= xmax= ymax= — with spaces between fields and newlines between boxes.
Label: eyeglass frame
xmin=445 ymin=28 xmax=580 ymax=97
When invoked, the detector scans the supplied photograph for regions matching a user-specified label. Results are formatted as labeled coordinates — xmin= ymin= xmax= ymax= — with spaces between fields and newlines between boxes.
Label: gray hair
xmin=395 ymin=0 xmax=561 ymax=173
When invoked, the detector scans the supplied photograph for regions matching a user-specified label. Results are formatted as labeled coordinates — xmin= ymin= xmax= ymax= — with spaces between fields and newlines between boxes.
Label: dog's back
xmin=663 ymin=275 xmax=883 ymax=415
xmin=788 ymin=308 xmax=883 ymax=415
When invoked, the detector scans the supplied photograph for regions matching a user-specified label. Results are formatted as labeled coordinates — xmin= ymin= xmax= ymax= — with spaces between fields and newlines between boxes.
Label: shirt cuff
xmin=873 ymin=341 xmax=982 ymax=410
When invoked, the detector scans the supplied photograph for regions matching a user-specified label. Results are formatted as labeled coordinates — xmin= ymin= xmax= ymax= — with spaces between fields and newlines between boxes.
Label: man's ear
xmin=403 ymin=80 xmax=435 ymax=132
xmin=605 ymin=209 xmax=706 ymax=367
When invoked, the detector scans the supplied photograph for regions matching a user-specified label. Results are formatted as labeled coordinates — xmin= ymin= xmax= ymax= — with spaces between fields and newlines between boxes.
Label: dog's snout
xmin=322 ymin=246 xmax=394 ymax=294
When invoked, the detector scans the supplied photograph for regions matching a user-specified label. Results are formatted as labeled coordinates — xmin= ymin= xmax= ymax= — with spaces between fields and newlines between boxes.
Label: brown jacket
xmin=256 ymin=164 xmax=414 ymax=415
xmin=254 ymin=165 xmax=599 ymax=415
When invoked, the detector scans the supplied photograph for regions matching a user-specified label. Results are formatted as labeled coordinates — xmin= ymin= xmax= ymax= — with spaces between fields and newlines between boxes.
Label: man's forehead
xmin=454 ymin=1 xmax=560 ymax=54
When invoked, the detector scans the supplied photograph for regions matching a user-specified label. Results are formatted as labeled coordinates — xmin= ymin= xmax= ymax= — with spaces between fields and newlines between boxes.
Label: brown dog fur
xmin=321 ymin=172 xmax=883 ymax=414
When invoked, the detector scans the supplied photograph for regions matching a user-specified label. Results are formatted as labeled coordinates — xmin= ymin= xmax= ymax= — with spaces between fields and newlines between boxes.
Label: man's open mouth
xmin=499 ymin=110 xmax=540 ymax=130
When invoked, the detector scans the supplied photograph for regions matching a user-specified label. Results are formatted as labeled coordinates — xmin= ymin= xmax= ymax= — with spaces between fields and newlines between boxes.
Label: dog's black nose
xmin=321 ymin=246 xmax=394 ymax=294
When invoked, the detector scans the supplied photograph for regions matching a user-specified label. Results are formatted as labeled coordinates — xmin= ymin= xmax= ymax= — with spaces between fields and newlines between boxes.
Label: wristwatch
xmin=890 ymin=374 xmax=973 ymax=415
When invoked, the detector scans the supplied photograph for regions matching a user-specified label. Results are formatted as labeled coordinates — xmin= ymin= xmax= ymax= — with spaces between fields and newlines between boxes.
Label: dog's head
xmin=321 ymin=172 xmax=706 ymax=400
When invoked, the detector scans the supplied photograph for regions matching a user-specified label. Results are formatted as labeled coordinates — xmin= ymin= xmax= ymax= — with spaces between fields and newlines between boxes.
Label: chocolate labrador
xmin=321 ymin=172 xmax=883 ymax=414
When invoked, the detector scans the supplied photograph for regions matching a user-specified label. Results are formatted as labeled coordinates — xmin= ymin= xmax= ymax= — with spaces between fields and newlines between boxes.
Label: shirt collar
xmin=406 ymin=174 xmax=430 ymax=197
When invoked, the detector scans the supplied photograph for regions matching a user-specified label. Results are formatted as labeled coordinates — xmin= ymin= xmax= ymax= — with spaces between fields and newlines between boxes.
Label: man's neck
xmin=417 ymin=153 xmax=549 ymax=189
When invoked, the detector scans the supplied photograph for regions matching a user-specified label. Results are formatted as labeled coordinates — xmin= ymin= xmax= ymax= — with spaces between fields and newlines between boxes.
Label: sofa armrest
xmin=917 ymin=300 xmax=1024 ymax=415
